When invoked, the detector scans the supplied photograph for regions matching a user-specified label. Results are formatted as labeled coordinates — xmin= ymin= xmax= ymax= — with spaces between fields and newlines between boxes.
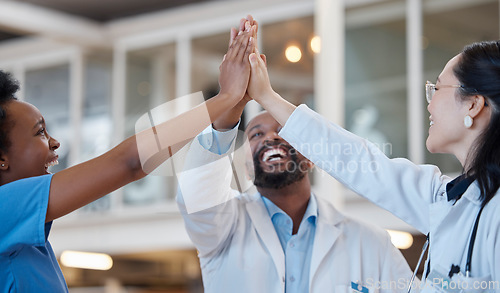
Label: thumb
xmin=249 ymin=53 xmax=258 ymax=66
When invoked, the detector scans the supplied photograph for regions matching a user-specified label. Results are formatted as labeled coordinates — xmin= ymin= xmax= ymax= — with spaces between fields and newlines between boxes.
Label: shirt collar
xmin=446 ymin=174 xmax=475 ymax=201
xmin=261 ymin=193 xmax=318 ymax=224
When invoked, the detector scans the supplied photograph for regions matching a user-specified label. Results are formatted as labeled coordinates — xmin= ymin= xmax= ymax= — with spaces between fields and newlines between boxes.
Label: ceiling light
xmin=285 ymin=45 xmax=302 ymax=63
xmin=60 ymin=250 xmax=113 ymax=270
xmin=386 ymin=230 xmax=413 ymax=249
xmin=310 ymin=36 xmax=321 ymax=54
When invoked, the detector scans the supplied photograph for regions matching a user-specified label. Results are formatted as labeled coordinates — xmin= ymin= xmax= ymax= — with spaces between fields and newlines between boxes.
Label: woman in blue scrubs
xmin=0 ymin=23 xmax=255 ymax=292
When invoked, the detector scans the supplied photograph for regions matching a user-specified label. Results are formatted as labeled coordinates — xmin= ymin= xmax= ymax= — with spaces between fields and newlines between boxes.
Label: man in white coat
xmin=176 ymin=16 xmax=413 ymax=293
xmin=176 ymin=110 xmax=414 ymax=293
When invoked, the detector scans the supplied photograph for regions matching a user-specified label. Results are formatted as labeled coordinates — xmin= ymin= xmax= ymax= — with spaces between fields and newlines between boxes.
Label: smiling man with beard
xmin=175 ymin=16 xmax=414 ymax=293
xmin=176 ymin=110 xmax=414 ymax=293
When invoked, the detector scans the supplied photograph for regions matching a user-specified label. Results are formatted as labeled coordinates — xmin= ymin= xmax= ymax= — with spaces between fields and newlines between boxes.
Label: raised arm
xmin=176 ymin=19 xmax=258 ymax=257
xmin=246 ymin=28 xmax=438 ymax=232
xmin=46 ymin=27 xmax=255 ymax=222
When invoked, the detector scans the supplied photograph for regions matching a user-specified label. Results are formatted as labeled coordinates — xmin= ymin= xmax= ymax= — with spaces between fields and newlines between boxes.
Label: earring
xmin=464 ymin=115 xmax=473 ymax=128
xmin=1 ymin=163 xmax=5 ymax=167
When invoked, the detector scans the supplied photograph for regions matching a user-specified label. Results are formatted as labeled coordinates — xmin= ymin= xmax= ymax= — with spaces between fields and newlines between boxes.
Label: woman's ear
xmin=468 ymin=95 xmax=488 ymax=119
xmin=0 ymin=153 xmax=9 ymax=170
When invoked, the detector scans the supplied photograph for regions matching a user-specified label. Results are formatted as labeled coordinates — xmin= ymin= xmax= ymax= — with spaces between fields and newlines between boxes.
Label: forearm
xmin=47 ymin=93 xmax=241 ymax=222
xmin=255 ymin=90 xmax=296 ymax=126
xmin=137 ymin=92 xmax=242 ymax=173
xmin=279 ymin=105 xmax=437 ymax=233
xmin=213 ymin=98 xmax=247 ymax=130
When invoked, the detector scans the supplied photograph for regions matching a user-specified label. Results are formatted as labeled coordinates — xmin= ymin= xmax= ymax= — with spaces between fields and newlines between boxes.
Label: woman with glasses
xmin=247 ymin=39 xmax=500 ymax=292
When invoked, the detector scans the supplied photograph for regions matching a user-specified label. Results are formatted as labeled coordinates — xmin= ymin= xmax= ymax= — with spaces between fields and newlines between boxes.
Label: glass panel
xmin=79 ymin=57 xmax=113 ymax=213
xmin=423 ymin=1 xmax=499 ymax=174
xmin=122 ymin=44 xmax=177 ymax=206
xmin=345 ymin=15 xmax=407 ymax=158
xmin=260 ymin=16 xmax=315 ymax=108
xmin=24 ymin=64 xmax=71 ymax=173
xmin=191 ymin=32 xmax=226 ymax=100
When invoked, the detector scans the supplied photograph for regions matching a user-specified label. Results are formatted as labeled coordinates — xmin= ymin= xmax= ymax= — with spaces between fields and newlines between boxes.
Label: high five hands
xmin=214 ymin=15 xmax=293 ymax=130
xmin=214 ymin=15 xmax=275 ymax=130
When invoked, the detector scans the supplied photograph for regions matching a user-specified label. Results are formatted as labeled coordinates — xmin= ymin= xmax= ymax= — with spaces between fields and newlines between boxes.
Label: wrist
xmin=254 ymin=88 xmax=277 ymax=105
xmin=212 ymin=98 xmax=245 ymax=130
xmin=217 ymin=90 xmax=244 ymax=104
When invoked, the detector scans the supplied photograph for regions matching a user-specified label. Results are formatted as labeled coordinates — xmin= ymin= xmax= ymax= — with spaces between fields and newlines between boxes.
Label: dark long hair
xmin=454 ymin=41 xmax=500 ymax=206
xmin=0 ymin=70 xmax=19 ymax=154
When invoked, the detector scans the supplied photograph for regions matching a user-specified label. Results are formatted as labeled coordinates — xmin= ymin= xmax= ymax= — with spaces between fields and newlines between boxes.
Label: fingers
xmin=239 ymin=18 xmax=246 ymax=33
xmin=234 ymin=32 xmax=252 ymax=62
xmin=260 ymin=54 xmax=267 ymax=66
xmin=242 ymin=35 xmax=254 ymax=63
xmin=227 ymin=25 xmax=254 ymax=61
xmin=229 ymin=27 xmax=237 ymax=47
xmin=252 ymin=19 xmax=258 ymax=39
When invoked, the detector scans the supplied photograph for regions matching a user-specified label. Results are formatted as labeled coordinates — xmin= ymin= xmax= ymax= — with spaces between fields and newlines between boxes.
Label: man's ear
xmin=306 ymin=160 xmax=314 ymax=171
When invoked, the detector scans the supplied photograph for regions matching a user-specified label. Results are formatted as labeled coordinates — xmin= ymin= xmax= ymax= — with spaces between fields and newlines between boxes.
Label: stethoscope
xmin=406 ymin=204 xmax=486 ymax=292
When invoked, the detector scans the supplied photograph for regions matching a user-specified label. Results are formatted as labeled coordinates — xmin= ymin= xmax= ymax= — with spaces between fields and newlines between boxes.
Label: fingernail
xmin=238 ymin=30 xmax=243 ymax=35
xmin=249 ymin=37 xmax=254 ymax=43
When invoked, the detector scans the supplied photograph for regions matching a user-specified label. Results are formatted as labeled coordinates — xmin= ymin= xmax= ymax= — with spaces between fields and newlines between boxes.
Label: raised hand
xmin=213 ymin=18 xmax=256 ymax=130
xmin=247 ymin=46 xmax=273 ymax=104
xmin=248 ymin=46 xmax=296 ymax=126
xmin=218 ymin=23 xmax=255 ymax=102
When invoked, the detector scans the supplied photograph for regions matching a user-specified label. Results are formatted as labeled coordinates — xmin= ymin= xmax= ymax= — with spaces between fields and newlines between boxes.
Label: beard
xmin=252 ymin=141 xmax=307 ymax=189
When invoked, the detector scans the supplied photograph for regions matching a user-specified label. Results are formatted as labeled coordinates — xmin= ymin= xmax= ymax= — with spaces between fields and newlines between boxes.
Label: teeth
xmin=262 ymin=148 xmax=287 ymax=162
xmin=45 ymin=160 xmax=59 ymax=168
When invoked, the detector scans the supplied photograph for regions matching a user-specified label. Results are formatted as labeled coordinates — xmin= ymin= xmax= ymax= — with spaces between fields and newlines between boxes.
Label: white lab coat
xmin=279 ymin=105 xmax=500 ymax=292
xmin=176 ymin=131 xmax=413 ymax=293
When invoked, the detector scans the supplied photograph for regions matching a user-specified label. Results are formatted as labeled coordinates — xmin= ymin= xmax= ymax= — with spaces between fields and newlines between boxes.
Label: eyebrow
xmin=246 ymin=124 xmax=262 ymax=133
xmin=32 ymin=118 xmax=44 ymax=130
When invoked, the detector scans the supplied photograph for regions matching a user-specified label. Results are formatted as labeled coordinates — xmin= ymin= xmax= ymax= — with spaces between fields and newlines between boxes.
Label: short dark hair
xmin=454 ymin=40 xmax=500 ymax=206
xmin=0 ymin=70 xmax=20 ymax=154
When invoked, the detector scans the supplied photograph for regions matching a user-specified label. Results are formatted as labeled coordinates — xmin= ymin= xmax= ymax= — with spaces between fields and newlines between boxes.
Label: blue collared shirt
xmin=262 ymin=195 xmax=318 ymax=293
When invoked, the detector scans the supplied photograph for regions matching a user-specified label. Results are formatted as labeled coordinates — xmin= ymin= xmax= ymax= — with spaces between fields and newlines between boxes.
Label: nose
xmin=263 ymin=131 xmax=282 ymax=144
xmin=49 ymin=136 xmax=60 ymax=151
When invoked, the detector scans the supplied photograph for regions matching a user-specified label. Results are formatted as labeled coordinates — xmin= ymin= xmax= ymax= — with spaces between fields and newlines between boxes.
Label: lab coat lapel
xmin=309 ymin=197 xmax=343 ymax=288
xmin=245 ymin=195 xmax=285 ymax=282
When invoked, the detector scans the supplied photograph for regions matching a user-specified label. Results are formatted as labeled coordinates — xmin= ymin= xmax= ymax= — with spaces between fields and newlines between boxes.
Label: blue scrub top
xmin=0 ymin=174 xmax=68 ymax=292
